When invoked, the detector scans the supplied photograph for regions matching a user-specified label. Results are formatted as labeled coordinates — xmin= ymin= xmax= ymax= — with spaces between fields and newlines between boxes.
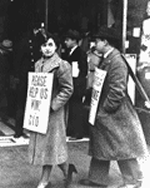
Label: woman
xmin=28 ymin=33 xmax=76 ymax=188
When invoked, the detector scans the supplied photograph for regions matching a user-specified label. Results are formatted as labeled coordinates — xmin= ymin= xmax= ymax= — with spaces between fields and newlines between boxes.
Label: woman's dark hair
xmin=45 ymin=32 xmax=60 ymax=50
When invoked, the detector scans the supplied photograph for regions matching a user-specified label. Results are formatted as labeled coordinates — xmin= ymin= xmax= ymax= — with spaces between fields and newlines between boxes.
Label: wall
xmin=0 ymin=0 xmax=10 ymax=40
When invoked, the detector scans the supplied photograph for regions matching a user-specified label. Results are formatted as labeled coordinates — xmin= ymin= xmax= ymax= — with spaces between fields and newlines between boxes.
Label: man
xmin=79 ymin=26 xmax=148 ymax=188
xmin=0 ymin=39 xmax=13 ymax=120
xmin=64 ymin=29 xmax=88 ymax=140
xmin=13 ymin=25 xmax=46 ymax=138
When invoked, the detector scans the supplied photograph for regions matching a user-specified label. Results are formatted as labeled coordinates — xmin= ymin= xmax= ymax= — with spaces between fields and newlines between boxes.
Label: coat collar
xmin=70 ymin=45 xmax=78 ymax=55
xmin=102 ymin=48 xmax=121 ymax=65
xmin=35 ymin=53 xmax=61 ymax=73
xmin=103 ymin=47 xmax=114 ymax=58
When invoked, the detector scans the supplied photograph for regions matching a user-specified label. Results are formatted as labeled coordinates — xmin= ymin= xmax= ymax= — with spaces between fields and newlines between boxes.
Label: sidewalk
xmin=0 ymin=120 xmax=150 ymax=188
xmin=0 ymin=142 xmax=150 ymax=188
xmin=0 ymin=143 xmax=122 ymax=188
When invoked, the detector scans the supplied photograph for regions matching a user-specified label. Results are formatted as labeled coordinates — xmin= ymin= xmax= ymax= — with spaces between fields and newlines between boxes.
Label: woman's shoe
xmin=37 ymin=182 xmax=51 ymax=188
xmin=65 ymin=164 xmax=78 ymax=186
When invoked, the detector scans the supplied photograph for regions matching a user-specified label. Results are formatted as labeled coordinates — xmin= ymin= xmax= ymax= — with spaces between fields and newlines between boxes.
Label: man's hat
xmin=65 ymin=29 xmax=81 ymax=41
xmin=92 ymin=26 xmax=120 ymax=41
xmin=0 ymin=39 xmax=13 ymax=52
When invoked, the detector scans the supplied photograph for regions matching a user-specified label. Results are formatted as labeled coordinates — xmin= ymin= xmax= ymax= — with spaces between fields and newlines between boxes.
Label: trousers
xmin=88 ymin=157 xmax=143 ymax=186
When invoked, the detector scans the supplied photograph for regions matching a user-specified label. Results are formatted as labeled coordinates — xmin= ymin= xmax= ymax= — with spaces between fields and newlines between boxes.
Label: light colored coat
xmin=89 ymin=49 xmax=148 ymax=160
xmin=28 ymin=53 xmax=73 ymax=165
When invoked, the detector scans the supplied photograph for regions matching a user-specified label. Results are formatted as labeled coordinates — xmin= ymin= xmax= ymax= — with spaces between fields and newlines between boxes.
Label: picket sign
xmin=23 ymin=72 xmax=54 ymax=134
xmin=88 ymin=68 xmax=107 ymax=125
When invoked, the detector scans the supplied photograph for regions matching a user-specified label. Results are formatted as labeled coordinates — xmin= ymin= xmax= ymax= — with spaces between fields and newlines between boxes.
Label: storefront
xmin=2 ymin=0 xmax=150 ymax=143
xmin=6 ymin=0 xmax=123 ymax=42
xmin=1 ymin=0 xmax=148 ymax=43
xmin=44 ymin=0 xmax=122 ymax=40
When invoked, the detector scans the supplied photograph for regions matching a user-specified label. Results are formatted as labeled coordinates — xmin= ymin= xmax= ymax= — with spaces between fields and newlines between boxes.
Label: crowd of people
xmin=0 ymin=24 xmax=91 ymax=140
xmin=0 ymin=18 xmax=149 ymax=188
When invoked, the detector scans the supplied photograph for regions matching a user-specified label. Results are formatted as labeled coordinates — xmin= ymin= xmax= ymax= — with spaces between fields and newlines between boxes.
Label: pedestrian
xmin=0 ymin=39 xmax=13 ymax=120
xmin=137 ymin=1 xmax=150 ymax=109
xmin=13 ymin=25 xmax=46 ymax=138
xmin=64 ymin=29 xmax=88 ymax=140
xmin=79 ymin=26 xmax=149 ymax=188
xmin=28 ymin=32 xmax=77 ymax=188
xmin=138 ymin=0 xmax=150 ymax=71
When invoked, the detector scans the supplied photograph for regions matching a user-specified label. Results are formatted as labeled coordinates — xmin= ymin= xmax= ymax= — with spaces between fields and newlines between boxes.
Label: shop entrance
xmin=46 ymin=0 xmax=123 ymax=35
xmin=6 ymin=0 xmax=123 ymax=39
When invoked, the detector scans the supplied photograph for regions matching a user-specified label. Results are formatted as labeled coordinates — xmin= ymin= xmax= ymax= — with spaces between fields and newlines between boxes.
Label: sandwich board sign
xmin=88 ymin=68 xmax=107 ymax=126
xmin=23 ymin=72 xmax=53 ymax=134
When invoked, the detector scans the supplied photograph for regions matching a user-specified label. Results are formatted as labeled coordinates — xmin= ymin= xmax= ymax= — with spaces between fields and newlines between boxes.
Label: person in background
xmin=79 ymin=26 xmax=148 ymax=188
xmin=64 ymin=29 xmax=88 ymax=140
xmin=0 ymin=39 xmax=13 ymax=120
xmin=138 ymin=0 xmax=150 ymax=71
xmin=79 ymin=31 xmax=90 ymax=53
xmin=137 ymin=1 xmax=150 ymax=110
xmin=13 ymin=25 xmax=46 ymax=138
xmin=28 ymin=32 xmax=77 ymax=188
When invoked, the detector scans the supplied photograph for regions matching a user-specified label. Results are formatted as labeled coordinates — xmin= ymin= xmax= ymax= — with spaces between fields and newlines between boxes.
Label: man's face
xmin=41 ymin=38 xmax=57 ymax=57
xmin=95 ymin=38 xmax=106 ymax=53
xmin=64 ymin=38 xmax=75 ymax=49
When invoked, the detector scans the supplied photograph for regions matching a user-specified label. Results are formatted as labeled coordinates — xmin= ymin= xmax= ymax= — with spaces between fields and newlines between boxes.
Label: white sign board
xmin=23 ymin=72 xmax=53 ymax=134
xmin=72 ymin=61 xmax=79 ymax=78
xmin=125 ymin=54 xmax=137 ymax=104
xmin=88 ymin=68 xmax=107 ymax=125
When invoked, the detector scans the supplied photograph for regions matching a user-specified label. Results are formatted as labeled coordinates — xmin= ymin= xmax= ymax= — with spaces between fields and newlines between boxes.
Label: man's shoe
xmin=79 ymin=179 xmax=107 ymax=187
xmin=118 ymin=182 xmax=142 ymax=188
xmin=69 ymin=136 xmax=83 ymax=140
xmin=13 ymin=133 xmax=24 ymax=138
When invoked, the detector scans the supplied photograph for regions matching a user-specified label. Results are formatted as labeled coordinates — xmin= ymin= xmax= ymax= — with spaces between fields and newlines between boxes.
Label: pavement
xmin=0 ymin=118 xmax=150 ymax=188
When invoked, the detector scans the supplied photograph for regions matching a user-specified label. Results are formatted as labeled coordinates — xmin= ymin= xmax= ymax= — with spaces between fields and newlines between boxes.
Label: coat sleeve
xmin=51 ymin=60 xmax=73 ymax=111
xmin=103 ymin=57 xmax=128 ymax=112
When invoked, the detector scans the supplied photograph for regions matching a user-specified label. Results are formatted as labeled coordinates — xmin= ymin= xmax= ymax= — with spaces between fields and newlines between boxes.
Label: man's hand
xmin=145 ymin=101 xmax=150 ymax=109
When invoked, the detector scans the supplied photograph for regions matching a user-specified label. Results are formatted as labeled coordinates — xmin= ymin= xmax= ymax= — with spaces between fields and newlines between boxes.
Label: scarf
xmin=35 ymin=53 xmax=61 ymax=73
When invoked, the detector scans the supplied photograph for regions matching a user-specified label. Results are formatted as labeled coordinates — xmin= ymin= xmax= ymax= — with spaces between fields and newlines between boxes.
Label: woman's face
xmin=41 ymin=38 xmax=57 ymax=57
